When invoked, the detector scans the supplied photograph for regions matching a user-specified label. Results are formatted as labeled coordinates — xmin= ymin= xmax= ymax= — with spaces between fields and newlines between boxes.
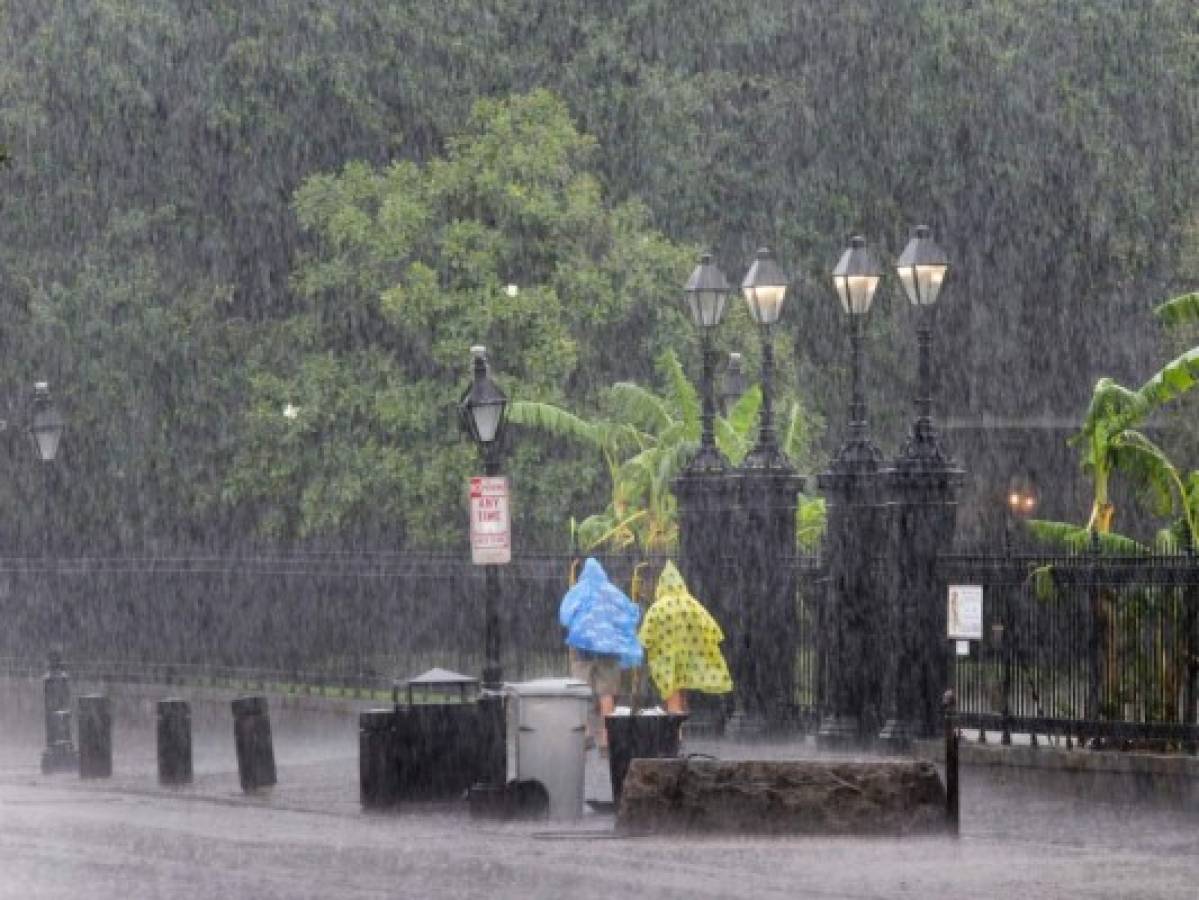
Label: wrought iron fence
xmin=790 ymin=555 xmax=826 ymax=725
xmin=0 ymin=550 xmax=829 ymax=722
xmin=940 ymin=549 xmax=1199 ymax=748
xmin=0 ymin=551 xmax=682 ymax=694
xmin=0 ymin=552 xmax=577 ymax=689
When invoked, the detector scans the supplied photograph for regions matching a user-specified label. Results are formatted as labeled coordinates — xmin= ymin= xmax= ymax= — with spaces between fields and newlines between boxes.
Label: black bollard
xmin=943 ymin=689 xmax=959 ymax=837
xmin=157 ymin=699 xmax=193 ymax=785
xmin=41 ymin=653 xmax=78 ymax=774
xmin=232 ymin=695 xmax=276 ymax=791
xmin=77 ymin=695 xmax=112 ymax=778
xmin=359 ymin=709 xmax=398 ymax=807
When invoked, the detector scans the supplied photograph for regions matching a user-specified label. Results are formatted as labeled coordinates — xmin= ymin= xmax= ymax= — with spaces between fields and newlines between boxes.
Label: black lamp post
xmin=894 ymin=226 xmax=951 ymax=467
xmin=830 ymin=236 xmax=884 ymax=468
xmin=30 ymin=383 xmax=74 ymax=773
xmin=457 ymin=346 xmax=509 ymax=690
xmin=726 ymin=247 xmax=804 ymax=732
xmin=882 ymin=227 xmax=964 ymax=744
xmin=740 ymin=247 xmax=790 ymax=470
xmin=673 ymin=255 xmax=738 ymax=732
xmin=816 ymin=237 xmax=886 ymax=747
xmin=683 ymin=254 xmax=732 ymax=472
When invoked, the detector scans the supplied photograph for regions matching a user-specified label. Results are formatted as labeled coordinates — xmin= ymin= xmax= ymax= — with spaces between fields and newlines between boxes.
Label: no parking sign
xmin=469 ymin=476 xmax=511 ymax=565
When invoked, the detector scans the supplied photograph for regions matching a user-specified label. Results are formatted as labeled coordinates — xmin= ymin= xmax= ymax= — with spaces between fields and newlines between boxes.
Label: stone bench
xmin=617 ymin=758 xmax=949 ymax=835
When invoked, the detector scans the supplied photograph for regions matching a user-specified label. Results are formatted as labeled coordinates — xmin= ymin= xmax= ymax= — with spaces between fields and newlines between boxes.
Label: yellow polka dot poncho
xmin=638 ymin=561 xmax=733 ymax=699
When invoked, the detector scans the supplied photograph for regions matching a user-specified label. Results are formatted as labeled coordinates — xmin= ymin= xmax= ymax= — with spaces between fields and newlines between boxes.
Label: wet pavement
xmin=2 ymin=701 xmax=1198 ymax=899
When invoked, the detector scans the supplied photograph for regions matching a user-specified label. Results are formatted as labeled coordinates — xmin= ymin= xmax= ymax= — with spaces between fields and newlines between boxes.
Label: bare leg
xmin=665 ymin=691 xmax=686 ymax=714
xmin=597 ymin=694 xmax=615 ymax=750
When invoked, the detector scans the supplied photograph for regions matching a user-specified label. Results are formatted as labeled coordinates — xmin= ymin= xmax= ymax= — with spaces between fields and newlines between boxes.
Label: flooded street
xmin=2 ymin=698 xmax=1196 ymax=899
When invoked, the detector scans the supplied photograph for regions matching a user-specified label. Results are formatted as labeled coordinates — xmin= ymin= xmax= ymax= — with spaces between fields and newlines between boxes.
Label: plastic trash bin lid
xmin=405 ymin=667 xmax=479 ymax=688
xmin=505 ymin=677 xmax=592 ymax=698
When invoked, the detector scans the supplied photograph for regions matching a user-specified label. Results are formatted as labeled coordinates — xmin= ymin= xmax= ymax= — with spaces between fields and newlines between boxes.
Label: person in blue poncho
xmin=559 ymin=557 xmax=644 ymax=754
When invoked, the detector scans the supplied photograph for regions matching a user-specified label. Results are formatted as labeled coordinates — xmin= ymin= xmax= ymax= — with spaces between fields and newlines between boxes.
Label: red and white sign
xmin=469 ymin=476 xmax=511 ymax=565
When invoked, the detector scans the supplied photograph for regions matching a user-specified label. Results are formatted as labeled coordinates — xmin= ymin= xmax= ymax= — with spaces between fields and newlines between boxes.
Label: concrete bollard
xmin=359 ymin=709 xmax=398 ymax=807
xmin=41 ymin=654 xmax=78 ymax=774
xmin=77 ymin=695 xmax=113 ymax=778
xmin=232 ymin=695 xmax=276 ymax=791
xmin=157 ymin=699 xmax=193 ymax=785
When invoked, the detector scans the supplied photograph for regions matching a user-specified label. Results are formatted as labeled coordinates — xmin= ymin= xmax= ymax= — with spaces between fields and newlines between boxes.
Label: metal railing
xmin=940 ymin=550 xmax=1199 ymax=749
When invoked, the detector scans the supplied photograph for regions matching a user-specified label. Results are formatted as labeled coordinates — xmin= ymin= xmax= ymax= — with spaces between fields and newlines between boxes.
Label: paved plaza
xmin=1 ymin=692 xmax=1197 ymax=899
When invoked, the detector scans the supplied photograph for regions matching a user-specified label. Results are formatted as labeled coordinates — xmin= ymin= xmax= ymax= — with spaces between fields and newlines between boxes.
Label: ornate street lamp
xmin=817 ymin=237 xmax=884 ymax=748
xmin=830 ymin=236 xmax=883 ymax=468
xmin=458 ymin=346 xmax=509 ymax=478
xmin=29 ymin=381 xmax=64 ymax=558
xmin=719 ymin=352 xmax=747 ymax=417
xmin=894 ymin=225 xmax=951 ymax=466
xmin=683 ymin=253 xmax=732 ymax=472
xmin=740 ymin=247 xmax=790 ymax=470
xmin=29 ymin=383 xmax=76 ymax=772
xmin=879 ymin=228 xmax=963 ymax=745
xmin=457 ymin=346 xmax=509 ymax=689
xmin=730 ymin=248 xmax=803 ymax=731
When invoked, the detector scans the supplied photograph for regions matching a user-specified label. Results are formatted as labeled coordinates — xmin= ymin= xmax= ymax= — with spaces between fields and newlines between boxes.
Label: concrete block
xmin=617 ymin=758 xmax=948 ymax=834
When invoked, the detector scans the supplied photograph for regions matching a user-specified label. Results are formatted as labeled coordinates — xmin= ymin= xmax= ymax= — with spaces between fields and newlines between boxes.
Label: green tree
xmin=2 ymin=2 xmax=1197 ymax=549
xmin=224 ymin=90 xmax=693 ymax=545
xmin=14 ymin=206 xmax=245 ymax=550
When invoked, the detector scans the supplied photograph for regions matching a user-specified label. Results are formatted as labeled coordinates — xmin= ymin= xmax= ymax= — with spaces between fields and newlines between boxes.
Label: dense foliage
xmin=1 ymin=1 xmax=1196 ymax=550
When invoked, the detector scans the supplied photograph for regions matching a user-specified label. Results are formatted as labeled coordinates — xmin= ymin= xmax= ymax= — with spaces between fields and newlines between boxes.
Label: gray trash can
xmin=505 ymin=678 xmax=592 ymax=819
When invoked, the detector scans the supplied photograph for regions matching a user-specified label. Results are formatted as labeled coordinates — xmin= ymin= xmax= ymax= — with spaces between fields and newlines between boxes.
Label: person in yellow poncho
xmin=637 ymin=560 xmax=733 ymax=714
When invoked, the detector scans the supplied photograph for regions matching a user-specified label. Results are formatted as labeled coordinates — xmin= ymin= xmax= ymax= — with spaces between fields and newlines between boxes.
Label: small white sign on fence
xmin=947 ymin=584 xmax=984 ymax=640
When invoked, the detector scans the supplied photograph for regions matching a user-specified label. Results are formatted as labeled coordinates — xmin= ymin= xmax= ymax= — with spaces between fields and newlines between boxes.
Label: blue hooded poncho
xmin=558 ymin=558 xmax=644 ymax=668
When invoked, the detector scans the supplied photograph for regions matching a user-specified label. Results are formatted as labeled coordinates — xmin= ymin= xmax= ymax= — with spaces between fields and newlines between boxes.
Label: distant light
xmin=505 ymin=284 xmax=519 ymax=298
xmin=282 ymin=403 xmax=300 ymax=420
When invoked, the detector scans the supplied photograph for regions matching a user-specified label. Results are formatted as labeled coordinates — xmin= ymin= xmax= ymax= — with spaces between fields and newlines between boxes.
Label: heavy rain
xmin=1 ymin=2 xmax=1198 ymax=898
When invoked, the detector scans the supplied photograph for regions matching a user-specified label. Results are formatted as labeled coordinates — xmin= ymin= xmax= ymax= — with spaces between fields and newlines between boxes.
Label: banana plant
xmin=1026 ymin=292 xmax=1199 ymax=550
xmin=509 ymin=348 xmax=823 ymax=554
xmin=1152 ymin=291 xmax=1199 ymax=329
xmin=1023 ymin=292 xmax=1199 ymax=724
